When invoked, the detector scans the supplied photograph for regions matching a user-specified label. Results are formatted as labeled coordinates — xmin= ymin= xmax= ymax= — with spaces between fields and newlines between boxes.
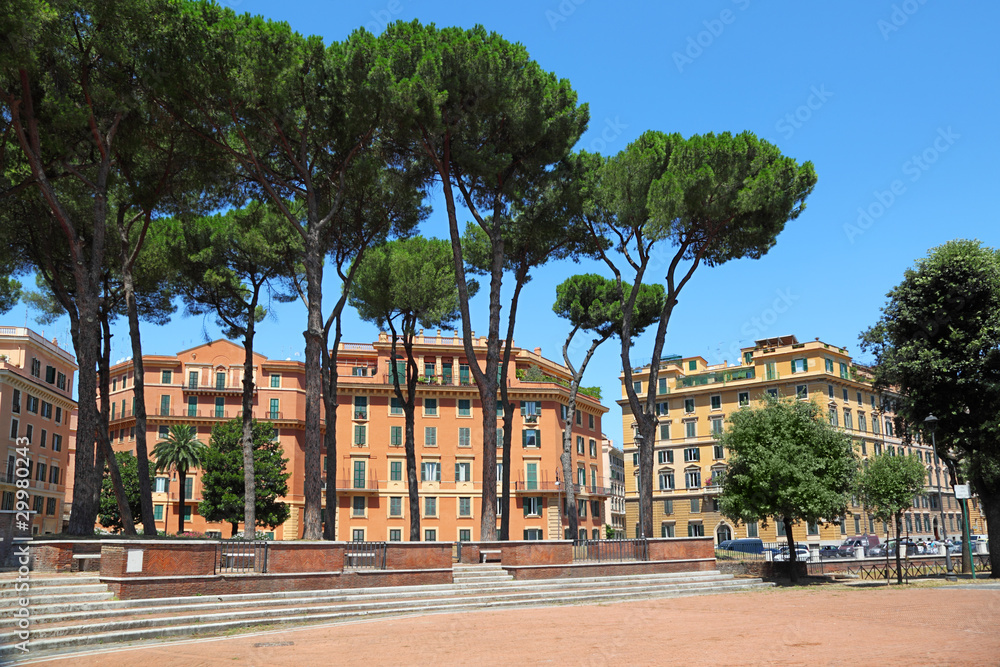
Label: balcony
xmin=513 ymin=480 xmax=560 ymax=493
xmin=182 ymin=381 xmax=256 ymax=397
xmin=677 ymin=367 xmax=755 ymax=388
xmin=353 ymin=410 xmax=368 ymax=421
xmin=335 ymin=475 xmax=382 ymax=493
xmin=523 ymin=414 xmax=539 ymax=424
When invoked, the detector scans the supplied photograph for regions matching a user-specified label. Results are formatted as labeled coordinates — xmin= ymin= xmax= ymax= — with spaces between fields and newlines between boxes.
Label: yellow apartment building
xmin=620 ymin=335 xmax=986 ymax=546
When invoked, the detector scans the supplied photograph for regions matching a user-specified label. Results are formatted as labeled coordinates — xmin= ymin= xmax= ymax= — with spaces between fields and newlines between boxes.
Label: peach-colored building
xmin=0 ymin=326 xmax=76 ymax=535
xmin=106 ymin=332 xmax=609 ymax=541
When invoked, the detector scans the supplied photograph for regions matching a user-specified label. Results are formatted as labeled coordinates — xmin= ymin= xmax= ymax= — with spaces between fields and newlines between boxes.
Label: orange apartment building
xmin=0 ymin=326 xmax=76 ymax=535
xmin=620 ymin=335 xmax=986 ymax=545
xmin=106 ymin=332 xmax=609 ymax=541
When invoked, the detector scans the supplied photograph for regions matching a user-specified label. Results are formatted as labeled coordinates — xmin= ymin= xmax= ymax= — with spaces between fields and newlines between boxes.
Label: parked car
xmin=772 ymin=546 xmax=810 ymax=562
xmin=818 ymin=545 xmax=842 ymax=559
xmin=726 ymin=538 xmax=765 ymax=555
xmin=717 ymin=540 xmax=734 ymax=551
xmin=837 ymin=534 xmax=880 ymax=558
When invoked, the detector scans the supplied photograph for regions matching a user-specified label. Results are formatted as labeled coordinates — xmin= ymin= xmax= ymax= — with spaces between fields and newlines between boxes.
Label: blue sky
xmin=25 ymin=1 xmax=1000 ymax=446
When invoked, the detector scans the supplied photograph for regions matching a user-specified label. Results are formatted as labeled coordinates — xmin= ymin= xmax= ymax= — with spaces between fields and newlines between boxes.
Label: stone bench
xmin=480 ymin=549 xmax=501 ymax=563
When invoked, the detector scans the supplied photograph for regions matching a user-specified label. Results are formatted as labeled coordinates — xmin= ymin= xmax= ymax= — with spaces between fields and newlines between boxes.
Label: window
xmin=796 ymin=384 xmax=807 ymax=399
xmin=688 ymin=523 xmax=704 ymax=537
xmin=523 ymin=497 xmax=542 ymax=516
xmin=690 ymin=497 xmax=701 ymax=513
xmin=519 ymin=400 xmax=541 ymax=417
xmin=40 ymin=429 xmax=46 ymax=448
xmin=424 ymin=426 xmax=437 ymax=447
xmin=576 ymin=436 xmax=584 ymax=455
xmin=710 ymin=419 xmax=723 ymax=437
xmin=842 ymin=388 xmax=849 ymax=402
xmin=26 ymin=395 xmax=38 ymax=414
xmin=459 ymin=497 xmax=472 ymax=517
xmin=589 ymin=414 xmax=595 ymax=429
xmin=390 ymin=397 xmax=403 ymax=415
xmin=872 ymin=418 xmax=880 ymax=435
xmin=684 ymin=447 xmax=700 ymax=462
xmin=353 ymin=460 xmax=366 ymax=489
xmin=843 ymin=410 xmax=853 ymax=430
xmin=684 ymin=398 xmax=695 ymax=413
xmin=686 ymin=470 xmax=701 ymax=488
xmin=589 ymin=439 xmax=598 ymax=457
xmin=522 ymin=429 xmax=541 ymax=448
xmin=632 ymin=452 xmax=639 ymax=466
xmin=458 ymin=427 xmax=471 ymax=448
xmin=713 ymin=444 xmax=724 ymax=459
xmin=424 ymin=398 xmax=438 ymax=416
xmin=9 ymin=389 xmax=20 ymax=415
xmin=663 ymin=499 xmax=673 ymax=515
xmin=214 ymin=396 xmax=225 ymax=419
xmin=158 ymin=425 xmax=169 ymax=439
xmin=685 ymin=422 xmax=696 ymax=439
xmin=40 ymin=401 xmax=52 ymax=420
xmin=352 ymin=529 xmax=365 ymax=542
xmin=159 ymin=394 xmax=170 ymax=416
xmin=633 ymin=381 xmax=642 ymax=394
xmin=708 ymin=395 xmax=721 ymax=411
xmin=390 ymin=461 xmax=402 ymax=481
xmin=658 ymin=377 xmax=668 ymax=394
xmin=523 ymin=528 xmax=543 ymax=540
xmin=48 ymin=465 xmax=59 ymax=484
xmin=390 ymin=426 xmax=402 ymax=447
xmin=353 ymin=424 xmax=366 ymax=446
xmin=526 ymin=462 xmax=538 ymax=490
xmin=458 ymin=364 xmax=470 ymax=385
xmin=455 ymin=461 xmax=471 ymax=482
xmin=885 ymin=419 xmax=894 ymax=436
xmin=857 ymin=391 xmax=863 ymax=406
xmin=576 ymin=411 xmax=582 ymax=426
xmin=658 ymin=472 xmax=674 ymax=490
xmin=186 ymin=395 xmax=197 ymax=417
xmin=858 ymin=413 xmax=867 ymax=433
xmin=56 ymin=372 xmax=66 ymax=390
xmin=30 ymin=358 xmax=40 ymax=377
xmin=659 ymin=423 xmax=670 ymax=440
xmin=776 ymin=520 xmax=786 ymax=537
xmin=421 ymin=460 xmax=441 ymax=482
xmin=184 ymin=477 xmax=193 ymax=500
xmin=765 ymin=362 xmax=777 ymax=381
xmin=738 ymin=391 xmax=749 ymax=407
xmin=657 ymin=449 xmax=673 ymax=464
xmin=354 ymin=396 xmax=367 ymax=419
xmin=159 ymin=369 xmax=172 ymax=385
xmin=352 ymin=496 xmax=365 ymax=517
xmin=808 ymin=521 xmax=819 ymax=535
xmin=424 ymin=497 xmax=437 ymax=517
xmin=154 ymin=477 xmax=169 ymax=493
xmin=839 ymin=362 xmax=848 ymax=379
xmin=35 ymin=462 xmax=46 ymax=482
xmin=24 ymin=424 xmax=32 ymax=444
xmin=578 ymin=499 xmax=586 ymax=518
xmin=458 ymin=399 xmax=471 ymax=417
xmin=825 ymin=358 xmax=834 ymax=373
xmin=424 ymin=529 xmax=437 ymax=542
xmin=154 ymin=504 xmax=164 ymax=521
xmin=791 ymin=358 xmax=807 ymax=373
xmin=829 ymin=408 xmax=838 ymax=427
xmin=9 ymin=417 xmax=18 ymax=439
xmin=655 ymin=402 xmax=668 ymax=416
xmin=746 ymin=522 xmax=760 ymax=538
xmin=577 ymin=466 xmax=585 ymax=487
xmin=661 ymin=524 xmax=676 ymax=538
xmin=54 ymin=406 xmax=62 ymax=424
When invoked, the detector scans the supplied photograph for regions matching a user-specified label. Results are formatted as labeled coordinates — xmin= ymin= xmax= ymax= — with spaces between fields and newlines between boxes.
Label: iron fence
xmin=714 ymin=542 xmax=785 ymax=562
xmin=843 ymin=554 xmax=991 ymax=581
xmin=573 ymin=537 xmax=648 ymax=563
xmin=216 ymin=539 xmax=268 ymax=574
xmin=344 ymin=540 xmax=387 ymax=570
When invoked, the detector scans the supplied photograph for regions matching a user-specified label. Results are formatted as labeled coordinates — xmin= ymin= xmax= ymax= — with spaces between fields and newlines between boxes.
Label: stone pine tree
xmin=376 ymin=21 xmax=588 ymax=539
xmin=855 ymin=453 xmax=927 ymax=584
xmin=462 ymin=156 xmax=601 ymax=538
xmin=199 ymin=419 xmax=290 ymax=537
xmin=718 ymin=395 xmax=857 ymax=583
xmin=161 ymin=202 xmax=299 ymax=538
xmin=860 ymin=239 xmax=1000 ymax=577
xmin=152 ymin=424 xmax=207 ymax=535
xmin=349 ymin=237 xmax=471 ymax=540
xmin=553 ymin=274 xmax=665 ymax=539
xmin=584 ymin=132 xmax=817 ymax=539
xmin=160 ymin=10 xmax=422 ymax=538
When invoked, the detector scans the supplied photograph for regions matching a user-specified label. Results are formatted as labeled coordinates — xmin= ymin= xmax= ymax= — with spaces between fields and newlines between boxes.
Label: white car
xmin=772 ymin=546 xmax=811 ymax=561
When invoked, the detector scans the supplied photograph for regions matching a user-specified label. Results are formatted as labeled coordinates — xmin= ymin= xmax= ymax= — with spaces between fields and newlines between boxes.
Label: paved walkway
xmin=18 ymin=584 xmax=1000 ymax=666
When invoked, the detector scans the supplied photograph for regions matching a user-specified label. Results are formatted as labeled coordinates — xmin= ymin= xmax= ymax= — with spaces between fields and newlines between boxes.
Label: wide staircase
xmin=0 ymin=567 xmax=771 ymax=661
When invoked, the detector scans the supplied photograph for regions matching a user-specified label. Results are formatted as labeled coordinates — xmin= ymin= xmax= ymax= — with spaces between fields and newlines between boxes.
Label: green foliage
xmin=719 ymin=395 xmax=858 ymax=530
xmin=578 ymin=386 xmax=602 ymax=400
xmin=199 ymin=419 xmax=291 ymax=530
xmin=855 ymin=453 xmax=926 ymax=526
xmin=152 ymin=425 xmax=206 ymax=477
xmin=99 ymin=452 xmax=154 ymax=533
xmin=554 ymin=274 xmax=665 ymax=341
xmin=513 ymin=365 xmax=601 ymax=399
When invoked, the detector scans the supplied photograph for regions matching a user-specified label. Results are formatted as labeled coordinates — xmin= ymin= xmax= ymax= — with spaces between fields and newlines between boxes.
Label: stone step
xmin=13 ymin=576 xmax=759 ymax=635
xmin=0 ymin=579 xmax=772 ymax=659
xmin=0 ymin=583 xmax=111 ymax=599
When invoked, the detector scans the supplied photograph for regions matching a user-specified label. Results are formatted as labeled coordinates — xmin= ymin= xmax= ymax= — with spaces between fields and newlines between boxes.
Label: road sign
xmin=954 ymin=483 xmax=971 ymax=499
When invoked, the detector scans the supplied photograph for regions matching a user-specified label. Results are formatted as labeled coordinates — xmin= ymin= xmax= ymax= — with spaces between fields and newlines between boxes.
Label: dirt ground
xmin=24 ymin=584 xmax=1000 ymax=667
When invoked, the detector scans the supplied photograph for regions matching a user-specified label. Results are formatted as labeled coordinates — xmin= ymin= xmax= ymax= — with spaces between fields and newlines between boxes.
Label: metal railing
xmin=216 ymin=539 xmax=269 ymax=574
xmin=714 ymin=542 xmax=785 ymax=562
xmin=573 ymin=537 xmax=648 ymax=563
xmin=843 ymin=554 xmax=991 ymax=581
xmin=344 ymin=541 xmax=387 ymax=570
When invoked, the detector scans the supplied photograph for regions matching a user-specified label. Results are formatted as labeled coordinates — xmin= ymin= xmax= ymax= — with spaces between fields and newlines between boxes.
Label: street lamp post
xmin=924 ymin=414 xmax=956 ymax=582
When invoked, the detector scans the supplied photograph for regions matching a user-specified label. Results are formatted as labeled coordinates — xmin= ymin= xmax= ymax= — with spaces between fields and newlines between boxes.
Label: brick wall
xmin=384 ymin=542 xmax=452 ymax=570
xmin=267 ymin=543 xmax=344 ymax=574
xmin=100 ymin=542 xmax=217 ymax=578
xmin=506 ymin=559 xmax=715 ymax=581
xmin=647 ymin=536 xmax=715 ymax=561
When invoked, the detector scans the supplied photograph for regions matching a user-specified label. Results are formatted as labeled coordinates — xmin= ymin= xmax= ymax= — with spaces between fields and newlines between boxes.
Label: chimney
xmin=534 ymin=347 xmax=542 ymax=355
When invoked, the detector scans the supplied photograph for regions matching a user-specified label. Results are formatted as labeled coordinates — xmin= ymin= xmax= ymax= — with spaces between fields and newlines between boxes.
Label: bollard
xmin=854 ymin=546 xmax=865 ymax=559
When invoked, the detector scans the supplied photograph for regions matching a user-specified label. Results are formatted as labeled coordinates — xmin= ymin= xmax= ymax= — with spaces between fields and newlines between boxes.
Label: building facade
xmin=602 ymin=437 xmax=625 ymax=538
xmin=106 ymin=332 xmax=609 ymax=541
xmin=0 ymin=327 xmax=76 ymax=535
xmin=620 ymin=335 xmax=985 ymax=545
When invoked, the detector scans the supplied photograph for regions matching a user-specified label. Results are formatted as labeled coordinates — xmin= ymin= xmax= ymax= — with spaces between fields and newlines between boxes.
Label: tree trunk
xmin=302 ymin=240 xmax=324 ymax=539
xmin=978 ymin=490 xmax=1000 ymax=580
xmin=231 ymin=520 xmax=238 ymax=537
xmin=784 ymin=516 xmax=798 ymax=584
xmin=321 ymin=312 xmax=342 ymax=540
xmin=497 ymin=275 xmax=526 ymax=541
xmin=894 ymin=512 xmax=903 ymax=585
xmin=66 ymin=301 xmax=102 ymax=534
xmin=240 ymin=315 xmax=258 ymax=539
xmin=123 ymin=271 xmax=157 ymax=536
xmin=178 ymin=468 xmax=186 ymax=534
xmin=98 ymin=309 xmax=135 ymax=535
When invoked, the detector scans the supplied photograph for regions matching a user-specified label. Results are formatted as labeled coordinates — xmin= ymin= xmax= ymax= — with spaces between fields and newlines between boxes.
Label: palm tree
xmin=152 ymin=424 xmax=207 ymax=534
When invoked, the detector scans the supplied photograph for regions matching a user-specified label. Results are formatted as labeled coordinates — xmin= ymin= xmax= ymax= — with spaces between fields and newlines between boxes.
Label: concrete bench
xmin=221 ymin=553 xmax=255 ymax=569
xmin=72 ymin=553 xmax=101 ymax=572
xmin=345 ymin=552 xmax=377 ymax=567
xmin=72 ymin=554 xmax=101 ymax=560
xmin=480 ymin=549 xmax=501 ymax=563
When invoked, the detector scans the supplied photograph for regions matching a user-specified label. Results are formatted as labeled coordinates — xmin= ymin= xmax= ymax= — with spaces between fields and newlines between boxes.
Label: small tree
xmin=719 ymin=396 xmax=857 ymax=583
xmin=553 ymin=274 xmax=664 ymax=539
xmin=856 ymin=453 xmax=927 ymax=584
xmin=98 ymin=452 xmax=155 ymax=533
xmin=199 ymin=419 xmax=290 ymax=537
xmin=152 ymin=424 xmax=207 ymax=534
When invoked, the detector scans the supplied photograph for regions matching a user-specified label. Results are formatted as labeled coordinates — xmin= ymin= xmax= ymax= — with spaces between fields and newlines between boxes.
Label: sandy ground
xmin=21 ymin=584 xmax=1000 ymax=667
